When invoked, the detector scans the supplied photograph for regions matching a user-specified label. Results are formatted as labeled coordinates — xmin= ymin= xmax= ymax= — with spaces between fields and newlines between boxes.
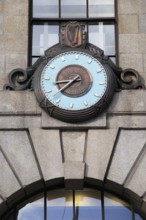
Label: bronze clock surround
xmin=33 ymin=48 xmax=116 ymax=123
xmin=4 ymin=21 xmax=144 ymax=123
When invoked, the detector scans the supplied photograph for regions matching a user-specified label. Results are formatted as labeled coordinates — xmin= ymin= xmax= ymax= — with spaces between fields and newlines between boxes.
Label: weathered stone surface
xmin=108 ymin=90 xmax=146 ymax=113
xmin=0 ymin=131 xmax=40 ymax=185
xmin=119 ymin=54 xmax=143 ymax=72
xmin=0 ymin=116 xmax=41 ymax=129
xmin=108 ymin=130 xmax=146 ymax=184
xmin=0 ymin=91 xmax=37 ymax=114
xmin=139 ymin=14 xmax=146 ymax=33
xmin=125 ymin=147 xmax=146 ymax=196
xmin=118 ymin=0 xmax=140 ymax=14
xmin=85 ymin=129 xmax=118 ymax=180
xmin=119 ymin=34 xmax=139 ymax=53
xmin=126 ymin=143 xmax=146 ymax=196
xmin=0 ymin=0 xmax=4 ymax=14
xmin=119 ymin=15 xmax=138 ymax=34
xmin=109 ymin=115 xmax=146 ymax=129
xmin=139 ymin=72 xmax=145 ymax=86
xmin=0 ymin=75 xmax=8 ymax=91
xmin=140 ymin=0 xmax=146 ymax=13
xmin=41 ymin=111 xmax=107 ymax=129
xmin=3 ymin=0 xmax=28 ymax=16
xmin=0 ymin=151 xmax=20 ymax=198
xmin=5 ymin=35 xmax=28 ymax=54
xmin=0 ymin=1 xmax=4 ymax=15
xmin=0 ymin=16 xmax=3 ymax=35
xmin=4 ymin=16 xmax=28 ymax=35
xmin=62 ymin=131 xmax=86 ymax=162
xmin=64 ymin=162 xmax=85 ymax=180
xmin=0 ymin=35 xmax=5 ymax=55
xmin=139 ymin=34 xmax=146 ymax=53
xmin=0 ymin=55 xmax=5 ymax=75
xmin=5 ymin=54 xmax=27 ymax=74
xmin=29 ymin=128 xmax=64 ymax=180
xmin=0 ymin=0 xmax=28 ymax=88
xmin=144 ymin=54 xmax=146 ymax=72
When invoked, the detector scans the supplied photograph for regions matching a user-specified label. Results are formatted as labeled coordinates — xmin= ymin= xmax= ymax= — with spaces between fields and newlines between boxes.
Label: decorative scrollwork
xmin=4 ymin=56 xmax=47 ymax=91
xmin=120 ymin=68 xmax=145 ymax=89
xmin=4 ymin=68 xmax=33 ymax=90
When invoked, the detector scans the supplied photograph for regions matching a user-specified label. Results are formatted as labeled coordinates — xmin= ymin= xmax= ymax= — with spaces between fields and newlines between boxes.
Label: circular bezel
xmin=34 ymin=49 xmax=115 ymax=123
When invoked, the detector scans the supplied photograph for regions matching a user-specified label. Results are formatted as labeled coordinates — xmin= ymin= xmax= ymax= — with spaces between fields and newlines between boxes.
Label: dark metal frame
xmin=1 ymin=185 xmax=144 ymax=220
xmin=28 ymin=0 xmax=118 ymax=66
xmin=33 ymin=47 xmax=116 ymax=123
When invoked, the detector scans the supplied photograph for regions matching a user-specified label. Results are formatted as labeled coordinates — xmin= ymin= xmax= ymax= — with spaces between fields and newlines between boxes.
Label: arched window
xmin=29 ymin=0 xmax=117 ymax=65
xmin=15 ymin=189 xmax=142 ymax=220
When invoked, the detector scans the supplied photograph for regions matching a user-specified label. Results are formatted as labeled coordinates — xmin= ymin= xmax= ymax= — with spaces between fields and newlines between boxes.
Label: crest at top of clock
xmin=60 ymin=21 xmax=87 ymax=48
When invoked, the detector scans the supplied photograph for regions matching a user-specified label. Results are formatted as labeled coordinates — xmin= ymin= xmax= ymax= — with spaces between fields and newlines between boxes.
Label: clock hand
xmin=53 ymin=75 xmax=80 ymax=96
xmin=55 ymin=78 xmax=81 ymax=84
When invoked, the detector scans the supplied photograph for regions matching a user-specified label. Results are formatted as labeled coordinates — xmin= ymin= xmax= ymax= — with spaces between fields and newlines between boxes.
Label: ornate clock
xmin=33 ymin=49 xmax=115 ymax=122
xmin=4 ymin=21 xmax=144 ymax=123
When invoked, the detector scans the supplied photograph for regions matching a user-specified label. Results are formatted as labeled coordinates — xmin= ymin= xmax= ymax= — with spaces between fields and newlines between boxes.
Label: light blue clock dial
xmin=41 ymin=51 xmax=107 ymax=111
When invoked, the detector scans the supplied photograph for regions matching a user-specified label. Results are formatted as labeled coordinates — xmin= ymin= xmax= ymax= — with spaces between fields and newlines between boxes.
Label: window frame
xmin=28 ymin=0 xmax=118 ymax=66
xmin=3 ymin=188 xmax=143 ymax=220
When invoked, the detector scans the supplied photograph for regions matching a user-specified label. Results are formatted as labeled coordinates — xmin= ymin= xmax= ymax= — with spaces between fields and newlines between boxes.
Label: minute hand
xmin=53 ymin=75 xmax=80 ymax=96
xmin=55 ymin=78 xmax=81 ymax=84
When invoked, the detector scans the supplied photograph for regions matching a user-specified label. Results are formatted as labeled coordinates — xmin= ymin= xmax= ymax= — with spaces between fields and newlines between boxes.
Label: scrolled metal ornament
xmin=4 ymin=55 xmax=47 ymax=91
xmin=120 ymin=68 xmax=145 ymax=89
xmin=4 ymin=68 xmax=33 ymax=90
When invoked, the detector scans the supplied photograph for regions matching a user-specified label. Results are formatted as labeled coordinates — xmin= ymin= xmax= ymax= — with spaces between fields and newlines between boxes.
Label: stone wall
xmin=118 ymin=0 xmax=146 ymax=83
xmin=0 ymin=0 xmax=28 ymax=90
xmin=0 ymin=91 xmax=146 ymax=218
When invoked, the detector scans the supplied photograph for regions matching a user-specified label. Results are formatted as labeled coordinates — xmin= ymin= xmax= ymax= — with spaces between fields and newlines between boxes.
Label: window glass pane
xmin=47 ymin=190 xmax=73 ymax=220
xmin=75 ymin=189 xmax=102 ymax=220
xmin=88 ymin=22 xmax=115 ymax=56
xmin=135 ymin=213 xmax=143 ymax=220
xmin=109 ymin=57 xmax=116 ymax=64
xmin=89 ymin=0 xmax=115 ymax=17
xmin=17 ymin=195 xmax=44 ymax=220
xmin=104 ymin=193 xmax=132 ymax=220
xmin=32 ymin=23 xmax=59 ymax=56
xmin=33 ymin=0 xmax=59 ymax=18
xmin=32 ymin=57 xmax=39 ymax=65
xmin=61 ymin=0 xmax=86 ymax=18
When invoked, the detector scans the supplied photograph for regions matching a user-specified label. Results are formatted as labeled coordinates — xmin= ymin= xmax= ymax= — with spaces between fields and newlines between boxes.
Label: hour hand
xmin=54 ymin=78 xmax=81 ymax=84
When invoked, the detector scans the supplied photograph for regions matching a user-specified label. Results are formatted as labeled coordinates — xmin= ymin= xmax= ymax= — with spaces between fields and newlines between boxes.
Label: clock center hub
xmin=56 ymin=64 xmax=92 ymax=97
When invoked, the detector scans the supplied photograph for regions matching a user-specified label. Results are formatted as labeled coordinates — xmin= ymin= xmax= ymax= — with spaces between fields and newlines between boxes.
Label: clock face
xmin=41 ymin=51 xmax=108 ymax=111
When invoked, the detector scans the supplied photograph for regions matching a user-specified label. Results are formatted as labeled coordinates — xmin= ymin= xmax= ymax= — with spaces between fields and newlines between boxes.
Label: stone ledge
xmin=0 ymin=91 xmax=38 ymax=114
xmin=0 ymin=116 xmax=41 ymax=129
xmin=109 ymin=115 xmax=146 ymax=128
xmin=0 ymin=90 xmax=146 ymax=121
xmin=108 ymin=90 xmax=146 ymax=113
